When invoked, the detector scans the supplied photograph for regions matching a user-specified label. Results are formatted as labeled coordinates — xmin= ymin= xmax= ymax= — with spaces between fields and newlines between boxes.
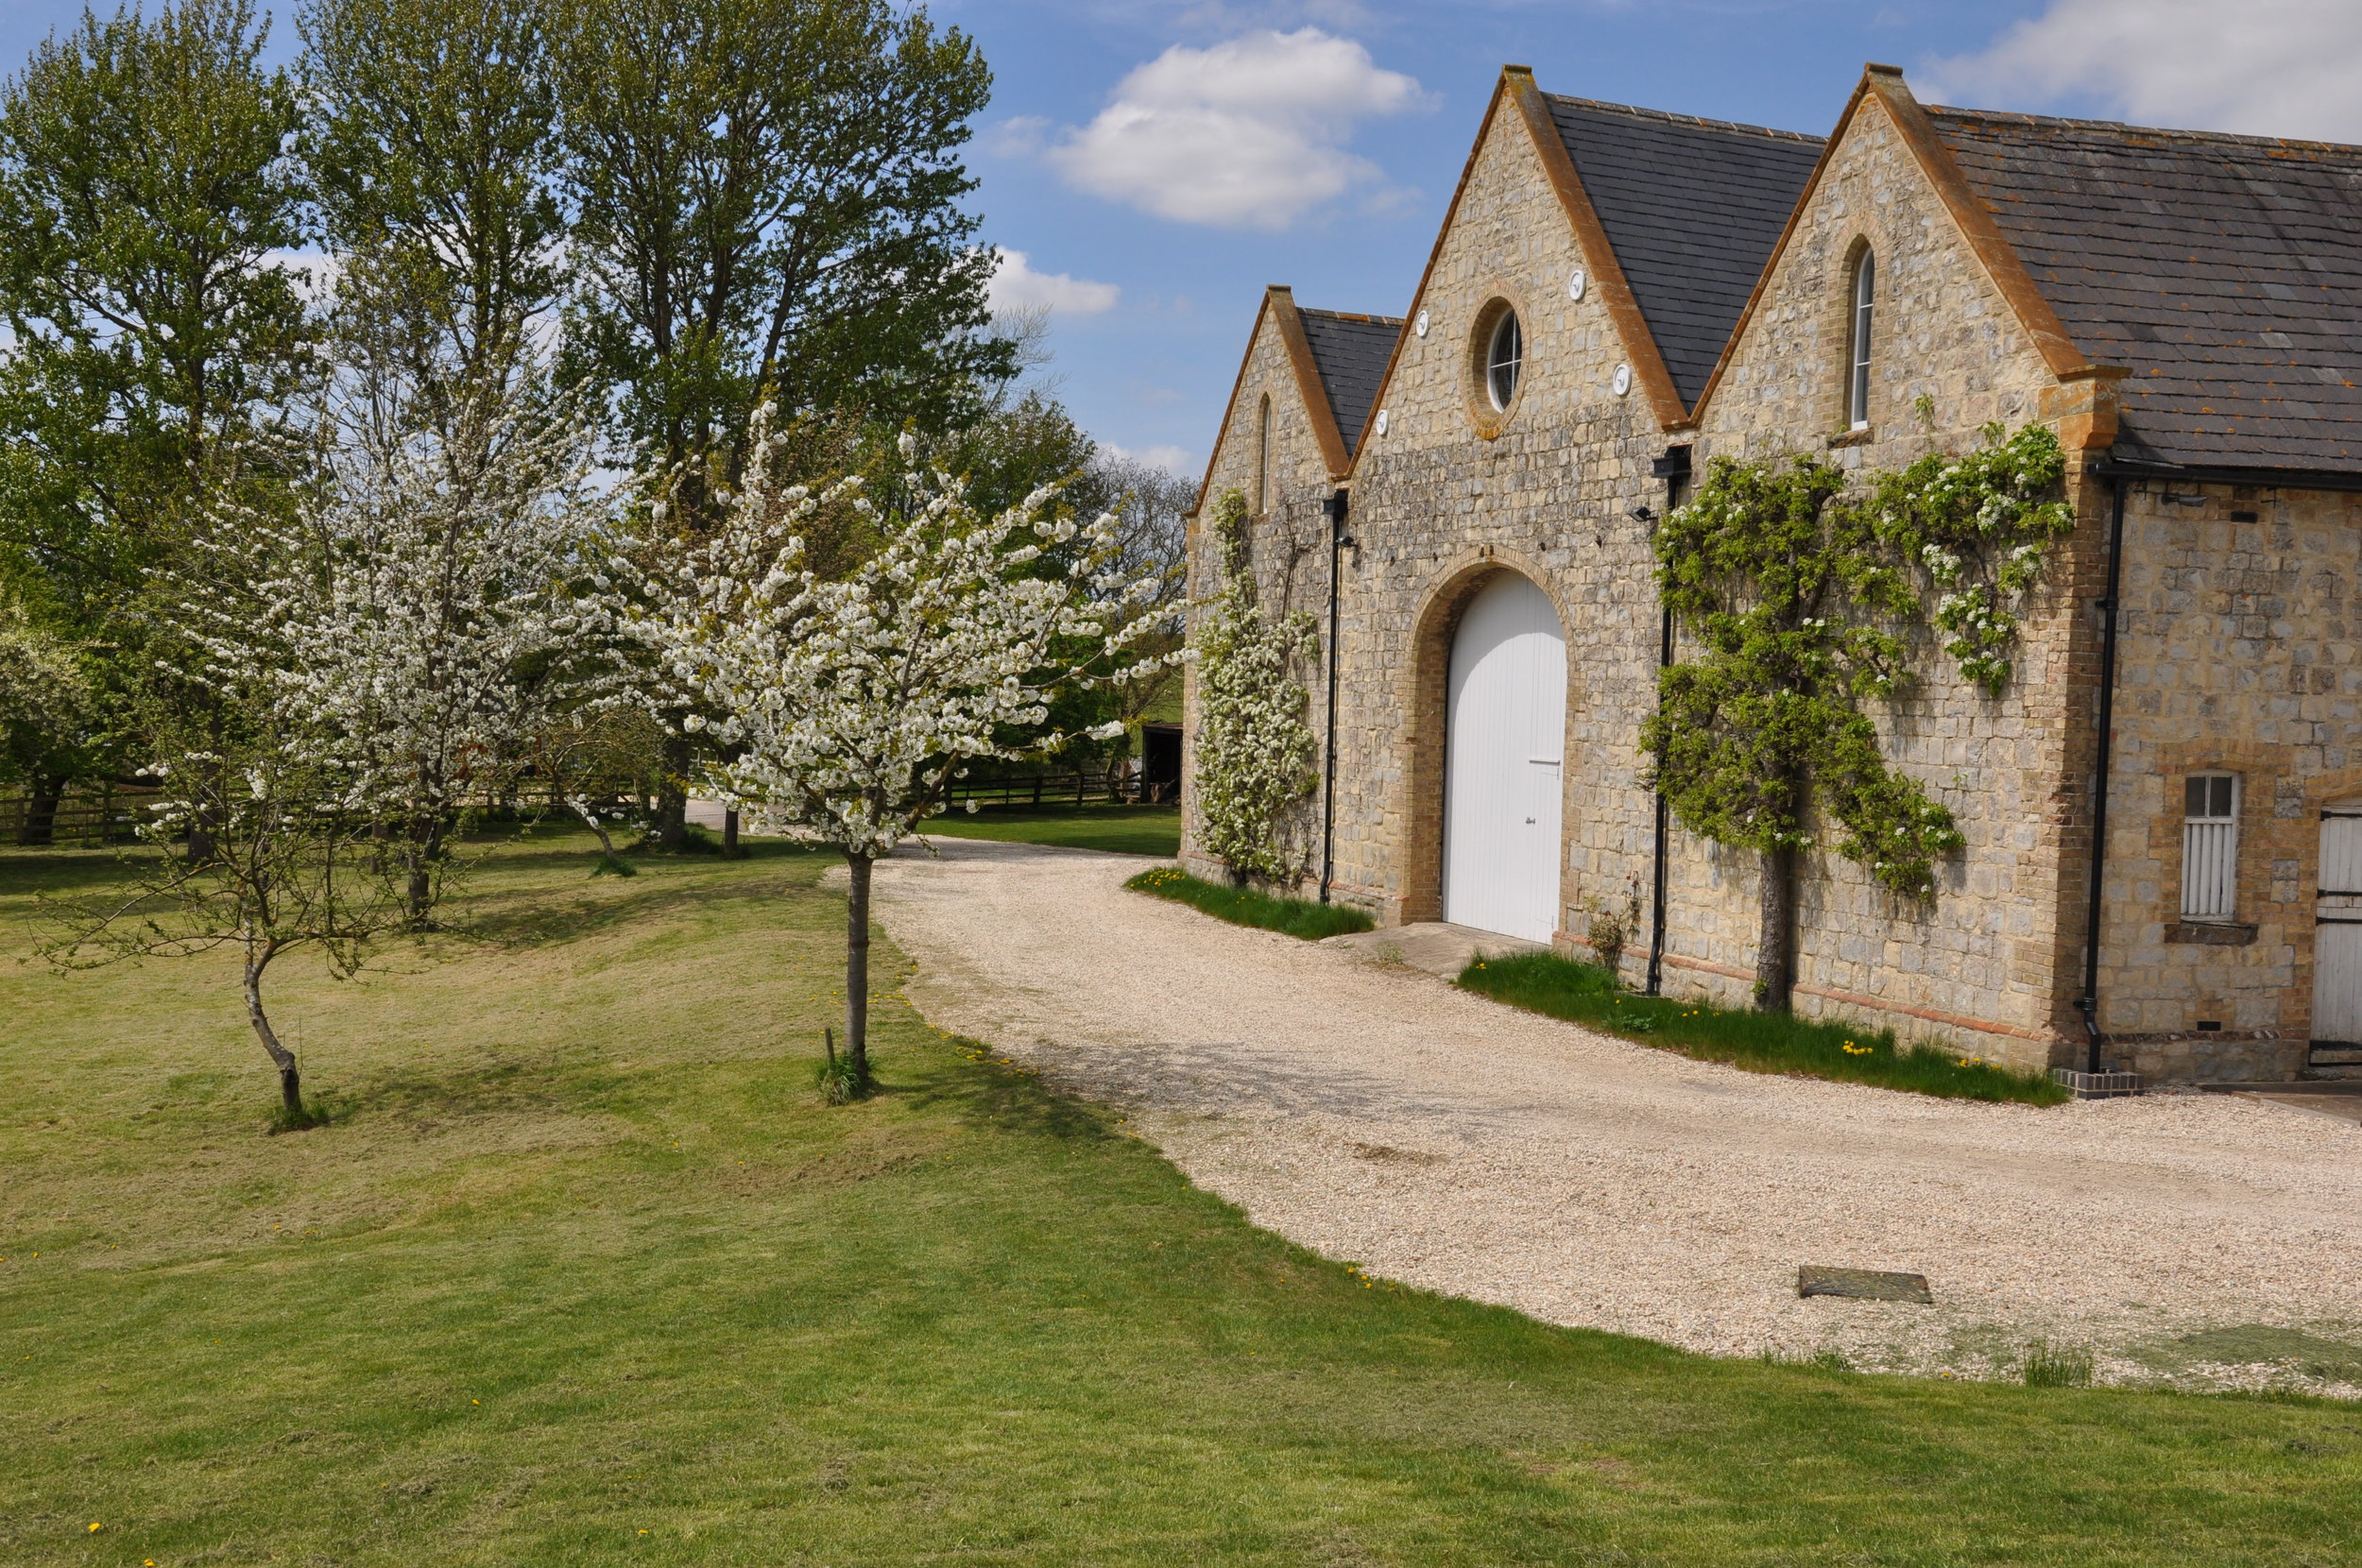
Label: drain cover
xmin=1798 ymin=1266 xmax=1932 ymax=1304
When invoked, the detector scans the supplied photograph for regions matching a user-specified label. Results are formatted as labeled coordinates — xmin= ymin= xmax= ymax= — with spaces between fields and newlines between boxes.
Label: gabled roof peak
xmin=1540 ymin=92 xmax=1823 ymax=406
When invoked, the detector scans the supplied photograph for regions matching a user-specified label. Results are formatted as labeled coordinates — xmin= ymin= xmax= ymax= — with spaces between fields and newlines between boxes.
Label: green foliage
xmin=1645 ymin=423 xmax=2072 ymax=898
xmin=1126 ymin=865 xmax=1374 ymax=940
xmin=813 ymin=1029 xmax=867 ymax=1103
xmin=0 ymin=0 xmax=315 ymax=781
xmin=549 ymin=0 xmax=1011 ymax=496
xmin=0 ymin=603 xmax=94 ymax=792
xmin=1644 ymin=452 xmax=1962 ymax=895
xmin=301 ymin=0 xmax=563 ymax=398
xmin=1457 ymin=950 xmax=2070 ymax=1106
xmin=1861 ymin=421 xmax=2078 ymax=694
xmin=1190 ymin=490 xmax=1321 ymax=882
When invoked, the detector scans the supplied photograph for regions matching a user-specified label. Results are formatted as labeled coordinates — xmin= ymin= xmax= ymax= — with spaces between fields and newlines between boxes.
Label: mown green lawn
xmin=918 ymin=800 xmax=1179 ymax=857
xmin=1 ymin=830 xmax=2357 ymax=1566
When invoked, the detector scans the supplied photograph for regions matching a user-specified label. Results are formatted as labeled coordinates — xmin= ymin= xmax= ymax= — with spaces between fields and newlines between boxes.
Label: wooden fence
xmin=3 ymin=766 xmax=1171 ymax=847
xmin=942 ymin=760 xmax=1163 ymax=810
xmin=1 ymin=786 xmax=162 ymax=847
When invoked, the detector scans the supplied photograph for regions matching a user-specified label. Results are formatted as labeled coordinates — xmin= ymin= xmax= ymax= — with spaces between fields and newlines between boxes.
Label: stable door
xmin=2314 ymin=803 xmax=2362 ymax=1046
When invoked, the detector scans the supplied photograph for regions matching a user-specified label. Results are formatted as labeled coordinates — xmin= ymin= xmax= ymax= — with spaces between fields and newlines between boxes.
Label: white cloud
xmin=1045 ymin=28 xmax=1429 ymax=230
xmin=985 ymin=248 xmax=1121 ymax=317
xmin=1924 ymin=0 xmax=2362 ymax=142
xmin=1103 ymin=441 xmax=1196 ymax=475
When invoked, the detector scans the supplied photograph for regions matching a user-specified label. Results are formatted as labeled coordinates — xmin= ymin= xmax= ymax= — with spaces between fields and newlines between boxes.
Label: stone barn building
xmin=1180 ymin=62 xmax=2362 ymax=1085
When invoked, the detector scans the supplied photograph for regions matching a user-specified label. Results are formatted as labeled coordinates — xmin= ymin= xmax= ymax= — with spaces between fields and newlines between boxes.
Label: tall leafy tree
xmin=549 ymin=0 xmax=1010 ymax=844
xmin=0 ymin=0 xmax=313 ymax=834
xmin=552 ymin=0 xmax=1006 ymax=477
xmin=301 ymin=0 xmax=562 ymax=413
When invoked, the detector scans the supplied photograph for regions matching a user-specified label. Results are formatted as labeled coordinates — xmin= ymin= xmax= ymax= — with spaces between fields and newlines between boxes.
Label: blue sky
xmin=8 ymin=0 xmax=2359 ymax=474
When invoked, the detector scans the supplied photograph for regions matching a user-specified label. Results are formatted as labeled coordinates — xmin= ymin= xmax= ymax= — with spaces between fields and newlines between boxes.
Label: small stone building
xmin=1181 ymin=62 xmax=2362 ymax=1084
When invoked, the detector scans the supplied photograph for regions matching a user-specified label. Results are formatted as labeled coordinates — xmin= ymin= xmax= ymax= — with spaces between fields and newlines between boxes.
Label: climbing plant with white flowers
xmin=1189 ymin=489 xmax=1321 ymax=884
xmin=1645 ymin=420 xmax=2077 ymax=1012
xmin=1859 ymin=420 xmax=2078 ymax=694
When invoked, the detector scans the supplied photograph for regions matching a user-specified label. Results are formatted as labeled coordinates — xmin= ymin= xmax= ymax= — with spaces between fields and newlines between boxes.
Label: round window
xmin=1486 ymin=310 xmax=1522 ymax=410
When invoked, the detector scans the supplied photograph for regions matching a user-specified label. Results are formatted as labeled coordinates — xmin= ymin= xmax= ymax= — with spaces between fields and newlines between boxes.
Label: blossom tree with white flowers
xmin=638 ymin=424 xmax=1173 ymax=1095
xmin=49 ymin=356 xmax=624 ymax=1122
xmin=190 ymin=369 xmax=625 ymax=926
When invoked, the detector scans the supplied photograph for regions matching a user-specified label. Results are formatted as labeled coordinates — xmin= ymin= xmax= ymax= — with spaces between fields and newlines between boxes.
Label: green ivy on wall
xmin=1190 ymin=490 xmax=1321 ymax=884
xmin=1643 ymin=422 xmax=2074 ymax=1009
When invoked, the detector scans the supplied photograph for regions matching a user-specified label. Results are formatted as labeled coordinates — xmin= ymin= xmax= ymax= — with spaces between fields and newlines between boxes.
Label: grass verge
xmin=1125 ymin=864 xmax=1375 ymax=940
xmin=919 ymin=801 xmax=1180 ymax=857
xmin=0 ymin=830 xmax=2352 ymax=1565
xmin=1457 ymin=949 xmax=2070 ymax=1105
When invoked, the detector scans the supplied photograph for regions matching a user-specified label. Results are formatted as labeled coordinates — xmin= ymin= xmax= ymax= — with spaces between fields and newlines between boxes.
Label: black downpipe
xmin=1319 ymin=488 xmax=1351 ymax=904
xmin=1645 ymin=448 xmax=1690 ymax=996
xmin=2076 ymin=475 xmax=2129 ymax=1074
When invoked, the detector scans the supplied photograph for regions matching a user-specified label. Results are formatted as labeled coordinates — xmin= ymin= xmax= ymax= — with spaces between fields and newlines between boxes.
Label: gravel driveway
xmin=869 ymin=838 xmax=2362 ymax=1392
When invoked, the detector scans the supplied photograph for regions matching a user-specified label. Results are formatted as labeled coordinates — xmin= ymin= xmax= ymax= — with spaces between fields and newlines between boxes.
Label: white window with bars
xmin=2181 ymin=772 xmax=2240 ymax=921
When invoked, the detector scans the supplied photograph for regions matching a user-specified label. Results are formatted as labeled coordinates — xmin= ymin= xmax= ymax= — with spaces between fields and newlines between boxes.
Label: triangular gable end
xmin=1357 ymin=67 xmax=1707 ymax=452
xmin=1686 ymin=64 xmax=2103 ymax=425
xmin=1190 ymin=285 xmax=1395 ymax=520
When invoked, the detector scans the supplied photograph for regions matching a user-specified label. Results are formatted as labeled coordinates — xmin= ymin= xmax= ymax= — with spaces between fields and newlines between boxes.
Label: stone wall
xmin=1681 ymin=91 xmax=2094 ymax=1069
xmin=1182 ymin=82 xmax=2345 ymax=1082
xmin=2089 ymin=479 xmax=2362 ymax=1081
xmin=1319 ymin=92 xmax=1669 ymax=943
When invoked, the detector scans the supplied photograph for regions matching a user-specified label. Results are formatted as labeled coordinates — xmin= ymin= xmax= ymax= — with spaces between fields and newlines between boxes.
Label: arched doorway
xmin=1442 ymin=571 xmax=1565 ymax=941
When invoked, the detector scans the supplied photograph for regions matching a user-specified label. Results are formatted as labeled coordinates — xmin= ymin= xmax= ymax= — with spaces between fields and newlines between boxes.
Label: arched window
xmin=1256 ymin=394 xmax=1272 ymax=513
xmin=1847 ymin=249 xmax=1875 ymax=429
xmin=1487 ymin=310 xmax=1523 ymax=410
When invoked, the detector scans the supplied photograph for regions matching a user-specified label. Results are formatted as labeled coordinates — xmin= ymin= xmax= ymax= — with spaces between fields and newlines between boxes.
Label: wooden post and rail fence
xmin=2 ymin=761 xmax=1174 ymax=849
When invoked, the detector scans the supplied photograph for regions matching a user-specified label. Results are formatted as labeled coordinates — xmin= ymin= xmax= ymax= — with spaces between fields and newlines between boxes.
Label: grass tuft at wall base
xmin=1125 ymin=866 xmax=1375 ymax=940
xmin=1457 ymin=950 xmax=2069 ymax=1105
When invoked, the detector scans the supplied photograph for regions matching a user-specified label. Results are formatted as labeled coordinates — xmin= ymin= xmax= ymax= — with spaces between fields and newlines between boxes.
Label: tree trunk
xmin=1754 ymin=842 xmax=1797 ymax=1012
xmin=723 ymin=808 xmax=740 ymax=855
xmin=402 ymin=813 xmax=444 ymax=927
xmin=845 ymin=851 xmax=873 ymax=1090
xmin=244 ymin=946 xmax=302 ymax=1113
xmin=567 ymin=796 xmax=618 ymax=858
xmin=654 ymin=730 xmax=690 ymax=850
xmin=16 ymin=775 xmax=62 ymax=846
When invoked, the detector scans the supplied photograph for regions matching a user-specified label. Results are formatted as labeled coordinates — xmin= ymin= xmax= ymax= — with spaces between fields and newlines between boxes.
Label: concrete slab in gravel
xmin=868 ymin=839 xmax=2362 ymax=1393
xmin=1321 ymin=921 xmax=1546 ymax=977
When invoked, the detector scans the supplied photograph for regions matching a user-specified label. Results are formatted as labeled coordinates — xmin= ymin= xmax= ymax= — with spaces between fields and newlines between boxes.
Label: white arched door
xmin=1442 ymin=572 xmax=1566 ymax=942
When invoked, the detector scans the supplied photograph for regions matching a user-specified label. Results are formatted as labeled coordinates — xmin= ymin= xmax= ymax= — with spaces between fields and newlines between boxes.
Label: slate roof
xmin=1544 ymin=95 xmax=1823 ymax=407
xmin=1929 ymin=107 xmax=2362 ymax=474
xmin=1297 ymin=308 xmax=1404 ymax=457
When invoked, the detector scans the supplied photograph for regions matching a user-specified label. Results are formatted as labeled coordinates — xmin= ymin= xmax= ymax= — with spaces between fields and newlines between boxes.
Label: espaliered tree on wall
xmin=1190 ymin=489 xmax=1320 ymax=886
xmin=1644 ymin=422 xmax=2075 ymax=1012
